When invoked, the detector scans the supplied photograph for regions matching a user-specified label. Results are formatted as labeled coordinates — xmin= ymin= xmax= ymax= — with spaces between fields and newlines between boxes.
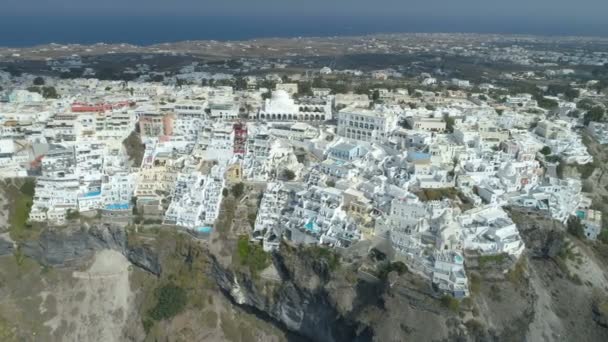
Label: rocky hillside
xmin=0 ymin=209 xmax=607 ymax=341
xmin=207 ymin=201 xmax=608 ymax=341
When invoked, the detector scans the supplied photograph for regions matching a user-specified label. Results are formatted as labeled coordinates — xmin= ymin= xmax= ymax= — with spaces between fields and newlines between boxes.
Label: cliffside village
xmin=0 ymin=63 xmax=606 ymax=299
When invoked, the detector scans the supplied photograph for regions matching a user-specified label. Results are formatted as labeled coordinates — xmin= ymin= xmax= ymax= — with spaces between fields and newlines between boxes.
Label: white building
xmin=337 ymin=106 xmax=399 ymax=143
xmin=251 ymin=90 xmax=331 ymax=122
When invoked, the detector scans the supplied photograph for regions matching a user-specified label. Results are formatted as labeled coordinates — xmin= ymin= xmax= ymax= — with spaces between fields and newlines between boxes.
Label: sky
xmin=3 ymin=0 xmax=608 ymax=19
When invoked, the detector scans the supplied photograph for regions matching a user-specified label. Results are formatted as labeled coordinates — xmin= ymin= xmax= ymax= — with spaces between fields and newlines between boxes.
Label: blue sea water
xmin=0 ymin=15 xmax=606 ymax=47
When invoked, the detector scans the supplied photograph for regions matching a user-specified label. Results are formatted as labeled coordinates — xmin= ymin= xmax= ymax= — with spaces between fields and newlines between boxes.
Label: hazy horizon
xmin=1 ymin=13 xmax=608 ymax=48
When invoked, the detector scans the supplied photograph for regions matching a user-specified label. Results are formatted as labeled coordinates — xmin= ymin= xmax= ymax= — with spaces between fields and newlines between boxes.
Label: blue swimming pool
xmin=105 ymin=203 xmax=130 ymax=210
xmin=83 ymin=190 xmax=101 ymax=198
xmin=195 ymin=226 xmax=213 ymax=234
xmin=576 ymin=210 xmax=586 ymax=220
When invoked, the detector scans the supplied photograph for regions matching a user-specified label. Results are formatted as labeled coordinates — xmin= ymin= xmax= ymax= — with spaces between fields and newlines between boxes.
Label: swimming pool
xmin=195 ymin=226 xmax=213 ymax=234
xmin=105 ymin=203 xmax=130 ymax=210
xmin=576 ymin=210 xmax=586 ymax=220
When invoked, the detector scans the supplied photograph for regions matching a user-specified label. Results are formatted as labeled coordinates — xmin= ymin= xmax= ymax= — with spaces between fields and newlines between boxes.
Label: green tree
xmin=151 ymin=74 xmax=164 ymax=82
xmin=372 ymin=89 xmax=380 ymax=102
xmin=236 ymin=235 xmax=270 ymax=275
xmin=564 ymin=87 xmax=580 ymax=101
xmin=540 ymin=146 xmax=552 ymax=155
xmin=440 ymin=295 xmax=460 ymax=312
xmin=298 ymin=82 xmax=313 ymax=96
xmin=584 ymin=106 xmax=605 ymax=125
xmin=65 ymin=209 xmax=80 ymax=220
xmin=234 ymin=77 xmax=247 ymax=90
xmin=567 ymin=216 xmax=585 ymax=239
xmin=280 ymin=169 xmax=296 ymax=181
xmin=536 ymin=96 xmax=558 ymax=110
xmin=577 ymin=99 xmax=595 ymax=111
xmin=149 ymin=284 xmax=187 ymax=320
xmin=444 ymin=114 xmax=456 ymax=133
xmin=231 ymin=182 xmax=245 ymax=198
xmin=33 ymin=76 xmax=45 ymax=86
xmin=41 ymin=86 xmax=58 ymax=99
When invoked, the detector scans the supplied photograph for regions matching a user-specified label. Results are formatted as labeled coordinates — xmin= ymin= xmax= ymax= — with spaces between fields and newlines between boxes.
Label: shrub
xmin=584 ymin=106 xmax=605 ymax=125
xmin=377 ymin=261 xmax=409 ymax=279
xmin=247 ymin=212 xmax=258 ymax=227
xmin=231 ymin=182 xmax=245 ymax=198
xmin=506 ymin=259 xmax=527 ymax=285
xmin=65 ymin=209 xmax=80 ymax=220
xmin=469 ymin=273 xmax=481 ymax=294
xmin=304 ymin=245 xmax=341 ymax=271
xmin=465 ymin=319 xmax=485 ymax=335
xmin=280 ymin=169 xmax=296 ymax=181
xmin=19 ymin=179 xmax=36 ymax=197
xmin=33 ymin=76 xmax=45 ymax=86
xmin=540 ymin=146 xmax=552 ymax=155
xmin=567 ymin=216 xmax=585 ymax=239
xmin=440 ymin=295 xmax=460 ymax=312
xmin=7 ymin=179 xmax=36 ymax=241
xmin=577 ymin=162 xmax=596 ymax=180
xmin=236 ymin=235 xmax=269 ymax=275
xmin=599 ymin=229 xmax=608 ymax=244
xmin=477 ymin=253 xmax=508 ymax=267
xmin=537 ymin=97 xmax=558 ymax=110
xmin=149 ymin=284 xmax=187 ymax=321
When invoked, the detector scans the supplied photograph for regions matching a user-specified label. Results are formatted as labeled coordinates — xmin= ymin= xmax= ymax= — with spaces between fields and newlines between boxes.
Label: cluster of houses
xmin=0 ymin=69 xmax=605 ymax=298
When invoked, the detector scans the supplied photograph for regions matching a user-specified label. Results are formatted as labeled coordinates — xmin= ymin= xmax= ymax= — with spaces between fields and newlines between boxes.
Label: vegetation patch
xmin=477 ymin=253 xmax=509 ymax=267
xmin=302 ymin=245 xmax=341 ymax=271
xmin=567 ymin=217 xmax=585 ymax=239
xmin=0 ymin=315 xmax=17 ymax=342
xmin=231 ymin=182 xmax=245 ymax=198
xmin=122 ymin=131 xmax=145 ymax=167
xmin=469 ymin=272 xmax=482 ymax=294
xmin=148 ymin=283 xmax=187 ymax=321
xmin=279 ymin=169 xmax=296 ymax=181
xmin=440 ymin=295 xmax=460 ymax=312
xmin=506 ymin=258 xmax=527 ymax=285
xmin=377 ymin=261 xmax=408 ymax=279
xmin=235 ymin=235 xmax=270 ymax=276
xmin=2 ymin=178 xmax=37 ymax=241
xmin=577 ymin=162 xmax=597 ymax=180
xmin=415 ymin=187 xmax=459 ymax=202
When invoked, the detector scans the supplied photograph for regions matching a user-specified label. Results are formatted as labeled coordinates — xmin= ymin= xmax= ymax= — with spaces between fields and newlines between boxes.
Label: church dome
xmin=266 ymin=90 xmax=296 ymax=112
xmin=271 ymin=90 xmax=291 ymax=102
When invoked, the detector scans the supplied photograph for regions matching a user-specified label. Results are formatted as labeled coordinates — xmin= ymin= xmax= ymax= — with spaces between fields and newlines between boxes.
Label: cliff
xmin=210 ymin=244 xmax=378 ymax=342
xmin=1 ymin=217 xmax=606 ymax=342
xmin=6 ymin=224 xmax=161 ymax=276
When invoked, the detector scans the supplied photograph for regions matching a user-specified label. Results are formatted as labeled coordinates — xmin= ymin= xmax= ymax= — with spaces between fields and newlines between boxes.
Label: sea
xmin=0 ymin=15 xmax=606 ymax=47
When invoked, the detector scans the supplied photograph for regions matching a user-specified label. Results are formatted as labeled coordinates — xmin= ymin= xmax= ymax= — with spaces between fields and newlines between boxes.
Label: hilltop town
xmin=1 ymin=34 xmax=608 ymax=341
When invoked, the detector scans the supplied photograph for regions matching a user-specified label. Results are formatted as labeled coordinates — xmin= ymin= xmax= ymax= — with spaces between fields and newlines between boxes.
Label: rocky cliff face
xmin=2 ymin=225 xmax=161 ymax=276
xmin=210 ymin=247 xmax=376 ymax=342
xmin=2 ymin=217 xmax=607 ymax=342
xmin=0 ymin=237 xmax=14 ymax=256
xmin=207 ymin=241 xmax=477 ymax=342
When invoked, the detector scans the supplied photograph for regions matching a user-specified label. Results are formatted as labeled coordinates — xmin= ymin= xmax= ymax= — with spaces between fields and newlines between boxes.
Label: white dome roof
xmin=265 ymin=90 xmax=297 ymax=112
xmin=271 ymin=90 xmax=290 ymax=102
